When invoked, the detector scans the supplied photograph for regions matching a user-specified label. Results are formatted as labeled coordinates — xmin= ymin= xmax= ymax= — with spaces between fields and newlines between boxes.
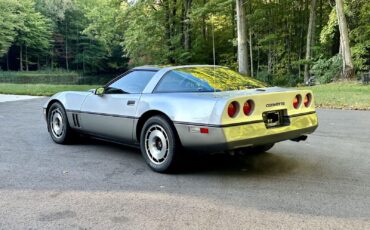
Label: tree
xmin=304 ymin=0 xmax=317 ymax=82
xmin=335 ymin=0 xmax=354 ymax=79
xmin=1 ymin=0 xmax=369 ymax=82
xmin=12 ymin=0 xmax=52 ymax=71
xmin=183 ymin=0 xmax=193 ymax=51
xmin=0 ymin=0 xmax=22 ymax=57
xmin=236 ymin=0 xmax=250 ymax=75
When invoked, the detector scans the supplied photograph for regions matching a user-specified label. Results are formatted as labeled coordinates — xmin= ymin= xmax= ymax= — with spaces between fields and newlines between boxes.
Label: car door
xmin=79 ymin=70 xmax=157 ymax=143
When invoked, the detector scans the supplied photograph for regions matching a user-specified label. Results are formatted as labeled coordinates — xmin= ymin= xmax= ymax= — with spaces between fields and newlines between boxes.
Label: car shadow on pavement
xmin=75 ymin=137 xmax=301 ymax=176
xmin=175 ymin=151 xmax=300 ymax=176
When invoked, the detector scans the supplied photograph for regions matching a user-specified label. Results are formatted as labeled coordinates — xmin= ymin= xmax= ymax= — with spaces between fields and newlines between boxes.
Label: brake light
xmin=304 ymin=93 xmax=312 ymax=107
xmin=293 ymin=95 xmax=301 ymax=109
xmin=228 ymin=101 xmax=239 ymax=118
xmin=243 ymin=100 xmax=254 ymax=116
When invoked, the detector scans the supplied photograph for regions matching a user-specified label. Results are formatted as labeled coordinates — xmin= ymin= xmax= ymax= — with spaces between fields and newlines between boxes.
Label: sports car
xmin=43 ymin=65 xmax=318 ymax=172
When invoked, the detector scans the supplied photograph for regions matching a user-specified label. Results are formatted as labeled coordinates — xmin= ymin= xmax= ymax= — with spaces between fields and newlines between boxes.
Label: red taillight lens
xmin=243 ymin=100 xmax=254 ymax=116
xmin=200 ymin=128 xmax=209 ymax=134
xmin=304 ymin=93 xmax=312 ymax=107
xmin=228 ymin=101 xmax=239 ymax=118
xmin=293 ymin=95 xmax=301 ymax=109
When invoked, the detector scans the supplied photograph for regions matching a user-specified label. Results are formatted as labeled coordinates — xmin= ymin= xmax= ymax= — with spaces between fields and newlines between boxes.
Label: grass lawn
xmin=0 ymin=83 xmax=99 ymax=96
xmin=0 ymin=81 xmax=369 ymax=110
xmin=301 ymin=81 xmax=370 ymax=110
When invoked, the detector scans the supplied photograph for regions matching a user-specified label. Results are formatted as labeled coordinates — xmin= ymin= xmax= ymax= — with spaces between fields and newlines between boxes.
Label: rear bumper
xmin=174 ymin=112 xmax=318 ymax=153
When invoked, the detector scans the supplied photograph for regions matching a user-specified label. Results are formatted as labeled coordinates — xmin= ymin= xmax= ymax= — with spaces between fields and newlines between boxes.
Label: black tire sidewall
xmin=47 ymin=103 xmax=72 ymax=144
xmin=140 ymin=116 xmax=178 ymax=173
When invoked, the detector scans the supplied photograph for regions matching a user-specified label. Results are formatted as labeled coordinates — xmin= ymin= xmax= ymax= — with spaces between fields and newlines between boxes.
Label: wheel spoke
xmin=144 ymin=124 xmax=170 ymax=165
xmin=50 ymin=109 xmax=64 ymax=138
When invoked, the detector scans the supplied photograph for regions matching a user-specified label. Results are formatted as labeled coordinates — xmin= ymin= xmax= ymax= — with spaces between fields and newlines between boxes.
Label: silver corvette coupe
xmin=43 ymin=65 xmax=318 ymax=172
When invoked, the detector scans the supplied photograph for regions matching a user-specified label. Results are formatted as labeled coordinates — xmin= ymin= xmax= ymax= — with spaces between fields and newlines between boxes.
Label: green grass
xmin=0 ymin=81 xmax=369 ymax=110
xmin=301 ymin=81 xmax=370 ymax=110
xmin=0 ymin=70 xmax=79 ymax=78
xmin=0 ymin=83 xmax=99 ymax=96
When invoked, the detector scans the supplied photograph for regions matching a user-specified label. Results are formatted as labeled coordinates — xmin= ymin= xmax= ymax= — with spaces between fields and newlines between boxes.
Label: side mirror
xmin=95 ymin=87 xmax=105 ymax=96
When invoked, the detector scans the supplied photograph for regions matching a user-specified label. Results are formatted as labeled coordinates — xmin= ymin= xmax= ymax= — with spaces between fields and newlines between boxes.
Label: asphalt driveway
xmin=0 ymin=98 xmax=369 ymax=229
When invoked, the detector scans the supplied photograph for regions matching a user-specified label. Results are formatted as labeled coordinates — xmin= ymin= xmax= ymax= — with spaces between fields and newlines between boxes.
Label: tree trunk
xmin=249 ymin=28 xmax=253 ymax=77
xmin=51 ymin=49 xmax=54 ymax=70
xmin=6 ymin=52 xmax=9 ymax=70
xmin=236 ymin=0 xmax=250 ymax=75
xmin=304 ymin=0 xmax=317 ymax=82
xmin=257 ymin=45 xmax=260 ymax=77
xmin=76 ymin=29 xmax=79 ymax=71
xmin=65 ymin=21 xmax=69 ymax=71
xmin=20 ymin=45 xmax=23 ymax=71
xmin=335 ymin=0 xmax=354 ymax=79
xmin=183 ymin=0 xmax=192 ymax=51
xmin=37 ymin=55 xmax=40 ymax=70
xmin=268 ymin=45 xmax=272 ymax=75
xmin=231 ymin=1 xmax=237 ymax=58
xmin=83 ymin=48 xmax=86 ymax=74
xmin=164 ymin=0 xmax=174 ymax=63
xmin=25 ymin=46 xmax=29 ymax=71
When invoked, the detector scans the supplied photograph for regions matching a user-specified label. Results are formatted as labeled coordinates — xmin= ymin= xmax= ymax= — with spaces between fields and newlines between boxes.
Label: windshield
xmin=154 ymin=66 xmax=267 ymax=93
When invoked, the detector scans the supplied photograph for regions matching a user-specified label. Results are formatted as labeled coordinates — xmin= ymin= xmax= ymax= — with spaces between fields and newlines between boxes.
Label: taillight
xmin=243 ymin=100 xmax=254 ymax=116
xmin=228 ymin=101 xmax=239 ymax=118
xmin=293 ymin=95 xmax=301 ymax=109
xmin=304 ymin=93 xmax=312 ymax=107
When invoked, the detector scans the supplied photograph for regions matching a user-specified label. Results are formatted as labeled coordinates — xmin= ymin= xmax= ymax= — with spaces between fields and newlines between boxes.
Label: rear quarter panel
xmin=137 ymin=93 xmax=219 ymax=124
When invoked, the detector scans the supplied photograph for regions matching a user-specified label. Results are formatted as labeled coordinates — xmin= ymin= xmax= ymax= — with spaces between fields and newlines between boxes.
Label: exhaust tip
xmin=290 ymin=135 xmax=308 ymax=142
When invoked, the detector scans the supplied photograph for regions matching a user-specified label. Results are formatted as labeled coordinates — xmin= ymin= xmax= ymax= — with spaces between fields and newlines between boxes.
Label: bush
xmin=255 ymin=70 xmax=272 ymax=84
xmin=0 ymin=70 xmax=80 ymax=84
xmin=311 ymin=55 xmax=342 ymax=83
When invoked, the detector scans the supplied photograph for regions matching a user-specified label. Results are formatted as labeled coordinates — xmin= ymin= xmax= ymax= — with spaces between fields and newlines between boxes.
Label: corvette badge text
xmin=266 ymin=102 xmax=285 ymax=108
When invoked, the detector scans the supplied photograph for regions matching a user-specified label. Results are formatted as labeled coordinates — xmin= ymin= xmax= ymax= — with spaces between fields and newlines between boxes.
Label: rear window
xmin=154 ymin=67 xmax=266 ymax=93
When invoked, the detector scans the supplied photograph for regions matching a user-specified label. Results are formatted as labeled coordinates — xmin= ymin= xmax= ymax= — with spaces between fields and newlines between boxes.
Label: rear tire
xmin=140 ymin=115 xmax=180 ymax=173
xmin=47 ymin=102 xmax=74 ymax=144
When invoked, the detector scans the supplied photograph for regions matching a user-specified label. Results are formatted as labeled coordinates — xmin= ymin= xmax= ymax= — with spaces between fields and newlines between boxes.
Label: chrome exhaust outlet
xmin=290 ymin=135 xmax=308 ymax=142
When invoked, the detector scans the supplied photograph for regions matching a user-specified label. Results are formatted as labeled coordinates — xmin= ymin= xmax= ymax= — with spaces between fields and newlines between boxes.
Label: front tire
xmin=47 ymin=102 xmax=74 ymax=144
xmin=140 ymin=115 xmax=180 ymax=173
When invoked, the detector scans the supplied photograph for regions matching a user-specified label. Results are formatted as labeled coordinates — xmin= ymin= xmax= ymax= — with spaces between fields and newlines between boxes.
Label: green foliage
xmin=15 ymin=0 xmax=52 ymax=52
xmin=121 ymin=0 xmax=168 ymax=66
xmin=311 ymin=55 xmax=342 ymax=83
xmin=0 ymin=0 xmax=22 ymax=56
xmin=0 ymin=0 xmax=369 ymax=84
xmin=320 ymin=9 xmax=337 ymax=45
xmin=349 ymin=0 xmax=370 ymax=71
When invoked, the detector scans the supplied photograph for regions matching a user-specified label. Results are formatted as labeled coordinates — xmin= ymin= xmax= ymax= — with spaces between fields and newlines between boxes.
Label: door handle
xmin=127 ymin=100 xmax=136 ymax=106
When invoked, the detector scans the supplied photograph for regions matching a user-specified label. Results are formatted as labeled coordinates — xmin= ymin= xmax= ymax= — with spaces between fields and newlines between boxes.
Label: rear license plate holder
xmin=263 ymin=110 xmax=287 ymax=128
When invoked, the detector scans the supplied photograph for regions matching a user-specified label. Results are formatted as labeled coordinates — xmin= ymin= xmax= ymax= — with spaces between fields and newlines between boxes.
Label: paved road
xmin=0 ymin=94 xmax=43 ymax=103
xmin=0 ymin=98 xmax=369 ymax=229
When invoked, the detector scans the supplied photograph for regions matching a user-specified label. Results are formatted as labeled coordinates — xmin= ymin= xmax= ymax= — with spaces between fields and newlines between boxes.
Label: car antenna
xmin=211 ymin=15 xmax=216 ymax=92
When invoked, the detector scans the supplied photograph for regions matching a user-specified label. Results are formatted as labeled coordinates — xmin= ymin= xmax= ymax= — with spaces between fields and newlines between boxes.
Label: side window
xmin=106 ymin=70 xmax=156 ymax=94
xmin=154 ymin=70 xmax=214 ymax=93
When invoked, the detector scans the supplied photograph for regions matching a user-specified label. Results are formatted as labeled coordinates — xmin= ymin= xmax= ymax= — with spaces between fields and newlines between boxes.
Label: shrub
xmin=311 ymin=55 xmax=342 ymax=83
